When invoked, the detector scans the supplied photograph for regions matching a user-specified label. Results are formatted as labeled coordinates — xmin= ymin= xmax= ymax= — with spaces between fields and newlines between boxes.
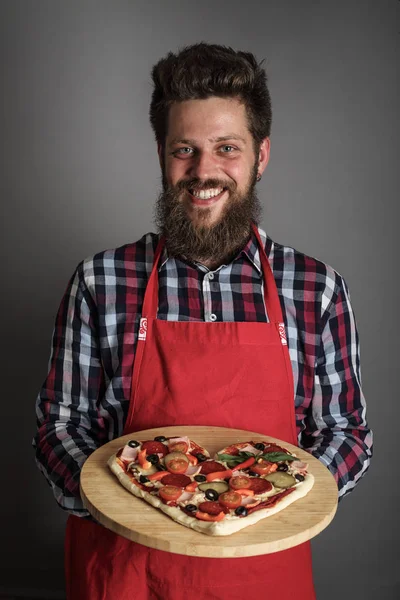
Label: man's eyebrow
xmin=168 ymin=135 xmax=247 ymax=146
xmin=211 ymin=135 xmax=247 ymax=144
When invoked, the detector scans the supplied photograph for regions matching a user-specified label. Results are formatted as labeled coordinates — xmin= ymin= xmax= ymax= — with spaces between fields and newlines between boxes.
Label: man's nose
xmin=188 ymin=151 xmax=219 ymax=181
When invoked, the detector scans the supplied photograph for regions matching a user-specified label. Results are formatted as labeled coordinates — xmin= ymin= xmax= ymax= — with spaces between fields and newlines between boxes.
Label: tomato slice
xmin=218 ymin=491 xmax=242 ymax=510
xmin=159 ymin=485 xmax=182 ymax=502
xmin=166 ymin=458 xmax=189 ymax=474
xmin=229 ymin=475 xmax=251 ymax=490
xmin=169 ymin=441 xmax=189 ymax=453
xmin=250 ymin=460 xmax=278 ymax=476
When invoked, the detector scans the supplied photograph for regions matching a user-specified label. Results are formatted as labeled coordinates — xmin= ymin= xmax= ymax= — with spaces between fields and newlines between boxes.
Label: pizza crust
xmin=108 ymin=453 xmax=315 ymax=536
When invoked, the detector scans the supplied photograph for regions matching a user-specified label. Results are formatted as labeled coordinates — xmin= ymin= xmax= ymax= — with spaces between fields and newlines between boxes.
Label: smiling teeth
xmin=191 ymin=188 xmax=223 ymax=199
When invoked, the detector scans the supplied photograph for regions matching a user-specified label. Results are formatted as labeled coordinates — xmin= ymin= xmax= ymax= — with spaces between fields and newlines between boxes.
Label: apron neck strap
xmin=251 ymin=223 xmax=284 ymax=324
xmin=142 ymin=225 xmax=284 ymax=324
xmin=141 ymin=236 xmax=165 ymax=318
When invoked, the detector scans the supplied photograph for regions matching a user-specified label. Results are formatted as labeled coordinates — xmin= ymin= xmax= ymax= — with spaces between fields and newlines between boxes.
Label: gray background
xmin=1 ymin=1 xmax=398 ymax=598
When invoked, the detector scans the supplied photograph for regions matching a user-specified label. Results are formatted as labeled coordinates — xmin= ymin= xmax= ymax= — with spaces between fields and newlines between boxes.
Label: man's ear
xmin=157 ymin=142 xmax=164 ymax=169
xmin=257 ymin=137 xmax=271 ymax=176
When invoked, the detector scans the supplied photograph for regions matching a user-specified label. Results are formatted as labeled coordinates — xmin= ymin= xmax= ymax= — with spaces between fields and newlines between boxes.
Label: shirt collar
xmin=158 ymin=225 xmax=269 ymax=275
xmin=159 ymin=244 xmax=169 ymax=270
xmin=239 ymin=230 xmax=262 ymax=274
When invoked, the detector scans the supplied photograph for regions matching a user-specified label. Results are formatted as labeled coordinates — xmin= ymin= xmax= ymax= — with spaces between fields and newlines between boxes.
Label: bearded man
xmin=33 ymin=43 xmax=372 ymax=600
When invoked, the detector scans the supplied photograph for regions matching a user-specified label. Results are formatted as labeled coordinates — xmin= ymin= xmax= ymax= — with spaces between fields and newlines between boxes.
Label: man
xmin=33 ymin=43 xmax=372 ymax=599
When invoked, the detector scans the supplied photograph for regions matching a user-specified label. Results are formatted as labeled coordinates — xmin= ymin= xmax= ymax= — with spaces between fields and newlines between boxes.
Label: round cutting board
xmin=80 ymin=426 xmax=338 ymax=558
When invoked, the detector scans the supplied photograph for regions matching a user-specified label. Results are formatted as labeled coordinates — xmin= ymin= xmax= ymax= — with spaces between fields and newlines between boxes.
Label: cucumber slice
xmin=265 ymin=472 xmax=296 ymax=489
xmin=198 ymin=481 xmax=229 ymax=495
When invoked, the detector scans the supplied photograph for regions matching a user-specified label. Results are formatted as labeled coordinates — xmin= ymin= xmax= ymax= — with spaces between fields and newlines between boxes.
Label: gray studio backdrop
xmin=1 ymin=1 xmax=398 ymax=599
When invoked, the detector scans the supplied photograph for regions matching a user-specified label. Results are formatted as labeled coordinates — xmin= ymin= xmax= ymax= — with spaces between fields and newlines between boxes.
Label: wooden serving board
xmin=80 ymin=426 xmax=338 ymax=558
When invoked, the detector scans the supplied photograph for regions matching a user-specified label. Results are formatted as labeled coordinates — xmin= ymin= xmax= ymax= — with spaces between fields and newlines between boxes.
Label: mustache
xmin=174 ymin=178 xmax=236 ymax=193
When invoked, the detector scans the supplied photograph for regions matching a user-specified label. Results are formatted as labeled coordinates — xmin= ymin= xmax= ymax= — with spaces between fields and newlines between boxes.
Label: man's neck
xmin=189 ymin=233 xmax=253 ymax=271
xmin=164 ymin=224 xmax=255 ymax=271
xmin=194 ymin=257 xmax=224 ymax=271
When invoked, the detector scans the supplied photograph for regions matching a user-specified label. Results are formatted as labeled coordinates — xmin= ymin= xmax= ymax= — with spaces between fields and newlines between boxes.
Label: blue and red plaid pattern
xmin=33 ymin=227 xmax=372 ymax=515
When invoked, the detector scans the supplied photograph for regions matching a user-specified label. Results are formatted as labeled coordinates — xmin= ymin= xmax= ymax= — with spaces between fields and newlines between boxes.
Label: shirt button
xmin=209 ymin=313 xmax=217 ymax=322
xmin=209 ymin=272 xmax=214 ymax=280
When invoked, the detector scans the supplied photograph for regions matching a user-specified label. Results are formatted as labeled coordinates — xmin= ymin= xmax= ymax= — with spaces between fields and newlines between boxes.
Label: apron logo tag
xmin=278 ymin=322 xmax=287 ymax=345
xmin=138 ymin=317 xmax=148 ymax=341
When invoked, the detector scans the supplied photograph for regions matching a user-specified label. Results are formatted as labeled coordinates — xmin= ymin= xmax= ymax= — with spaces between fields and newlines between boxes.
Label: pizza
xmin=108 ymin=435 xmax=314 ymax=536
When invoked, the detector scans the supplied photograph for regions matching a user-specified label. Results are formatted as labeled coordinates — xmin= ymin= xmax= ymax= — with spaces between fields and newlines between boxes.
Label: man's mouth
xmin=187 ymin=187 xmax=226 ymax=205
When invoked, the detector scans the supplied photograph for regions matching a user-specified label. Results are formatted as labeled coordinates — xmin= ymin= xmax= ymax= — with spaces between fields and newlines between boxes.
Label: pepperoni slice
xmin=247 ymin=489 xmax=294 ymax=514
xmin=248 ymin=478 xmax=273 ymax=494
xmin=161 ymin=473 xmax=191 ymax=488
xmin=198 ymin=501 xmax=223 ymax=515
xmin=141 ymin=441 xmax=168 ymax=456
xmin=199 ymin=460 xmax=225 ymax=474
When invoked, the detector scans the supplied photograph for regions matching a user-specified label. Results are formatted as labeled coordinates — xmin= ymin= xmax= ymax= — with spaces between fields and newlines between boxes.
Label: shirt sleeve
xmin=303 ymin=274 xmax=373 ymax=499
xmin=33 ymin=263 xmax=107 ymax=516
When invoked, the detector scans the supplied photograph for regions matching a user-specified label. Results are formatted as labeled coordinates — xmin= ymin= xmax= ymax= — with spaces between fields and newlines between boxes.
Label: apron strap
xmin=251 ymin=223 xmax=285 ymax=325
xmin=141 ymin=236 xmax=165 ymax=318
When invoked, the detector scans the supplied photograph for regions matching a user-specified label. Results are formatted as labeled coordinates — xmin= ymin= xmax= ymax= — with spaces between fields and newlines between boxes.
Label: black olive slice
xmin=139 ymin=475 xmax=149 ymax=483
xmin=154 ymin=436 xmax=167 ymax=442
xmin=147 ymin=454 xmax=160 ymax=464
xmin=277 ymin=463 xmax=289 ymax=472
xmin=185 ymin=504 xmax=197 ymax=513
xmin=194 ymin=475 xmax=207 ymax=483
xmin=255 ymin=443 xmax=265 ymax=451
xmin=128 ymin=440 xmax=140 ymax=448
xmin=295 ymin=473 xmax=305 ymax=482
xmin=195 ymin=453 xmax=207 ymax=462
xmin=235 ymin=506 xmax=248 ymax=517
xmin=205 ymin=489 xmax=219 ymax=501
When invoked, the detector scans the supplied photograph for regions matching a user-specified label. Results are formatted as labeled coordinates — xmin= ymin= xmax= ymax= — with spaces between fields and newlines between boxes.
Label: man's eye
xmin=174 ymin=147 xmax=193 ymax=155
xmin=220 ymin=145 xmax=235 ymax=153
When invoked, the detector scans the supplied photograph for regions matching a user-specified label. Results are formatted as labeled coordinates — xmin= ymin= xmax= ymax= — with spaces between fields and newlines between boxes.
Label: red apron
xmin=65 ymin=225 xmax=315 ymax=600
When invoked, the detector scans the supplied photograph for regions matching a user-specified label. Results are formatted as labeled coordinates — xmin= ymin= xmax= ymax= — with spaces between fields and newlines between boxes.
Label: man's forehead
xmin=166 ymin=97 xmax=251 ymax=144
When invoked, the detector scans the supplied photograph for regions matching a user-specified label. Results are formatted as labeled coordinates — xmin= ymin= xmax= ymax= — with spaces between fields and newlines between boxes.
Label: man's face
xmin=160 ymin=97 xmax=269 ymax=228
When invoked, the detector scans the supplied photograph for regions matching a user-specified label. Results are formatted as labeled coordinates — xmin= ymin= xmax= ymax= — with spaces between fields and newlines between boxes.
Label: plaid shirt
xmin=33 ymin=227 xmax=372 ymax=516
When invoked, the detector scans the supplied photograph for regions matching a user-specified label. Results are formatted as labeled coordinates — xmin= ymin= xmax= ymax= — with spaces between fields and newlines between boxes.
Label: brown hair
xmin=149 ymin=43 xmax=272 ymax=149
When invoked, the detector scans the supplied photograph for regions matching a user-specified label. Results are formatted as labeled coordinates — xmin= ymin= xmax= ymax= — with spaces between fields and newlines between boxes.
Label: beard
xmin=154 ymin=164 xmax=262 ymax=267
